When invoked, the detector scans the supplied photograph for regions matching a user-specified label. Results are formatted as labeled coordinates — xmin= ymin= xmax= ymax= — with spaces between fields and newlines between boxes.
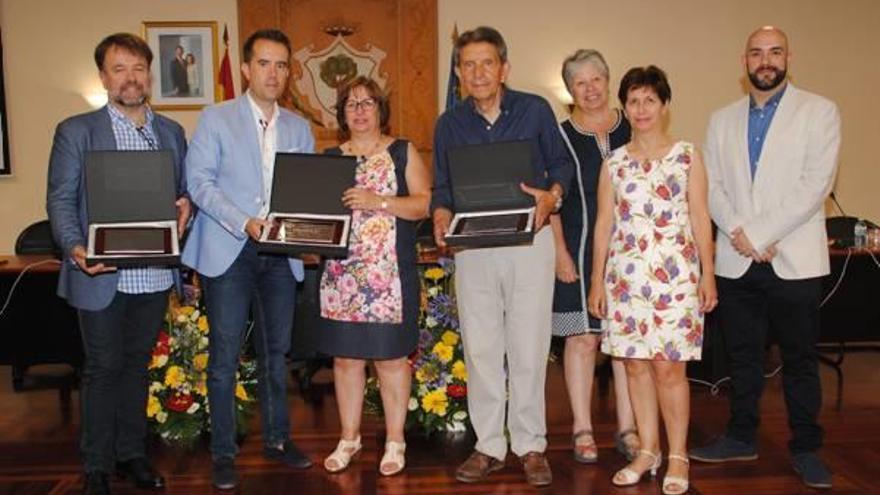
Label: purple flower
xmin=643 ymin=202 xmax=654 ymax=216
xmin=625 ymin=316 xmax=636 ymax=330
xmin=625 ymin=346 xmax=636 ymax=357
xmin=659 ymin=294 xmax=672 ymax=305
xmin=620 ymin=292 xmax=631 ymax=303
xmin=625 ymin=182 xmax=637 ymax=193
xmin=664 ymin=256 xmax=676 ymax=271
xmin=625 ymin=263 xmax=635 ymax=275
xmin=641 ymin=285 xmax=652 ymax=298
xmin=664 ymin=342 xmax=681 ymax=361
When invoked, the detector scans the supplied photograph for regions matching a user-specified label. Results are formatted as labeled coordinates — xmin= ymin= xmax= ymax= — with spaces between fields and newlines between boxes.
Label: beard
xmin=111 ymin=82 xmax=148 ymax=107
xmin=748 ymin=65 xmax=787 ymax=91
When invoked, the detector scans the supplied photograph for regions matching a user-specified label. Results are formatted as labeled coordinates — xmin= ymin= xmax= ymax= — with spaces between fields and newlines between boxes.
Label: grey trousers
xmin=454 ymin=227 xmax=555 ymax=459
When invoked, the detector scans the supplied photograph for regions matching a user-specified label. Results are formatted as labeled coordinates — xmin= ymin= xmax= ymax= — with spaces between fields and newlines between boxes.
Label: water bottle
xmin=854 ymin=219 xmax=867 ymax=248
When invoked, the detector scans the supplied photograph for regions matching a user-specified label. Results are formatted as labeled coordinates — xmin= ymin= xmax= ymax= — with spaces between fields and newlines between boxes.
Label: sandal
xmin=572 ymin=429 xmax=598 ymax=464
xmin=323 ymin=436 xmax=362 ymax=473
xmin=612 ymin=449 xmax=661 ymax=487
xmin=379 ymin=440 xmax=406 ymax=476
xmin=663 ymin=453 xmax=690 ymax=495
xmin=614 ymin=428 xmax=640 ymax=461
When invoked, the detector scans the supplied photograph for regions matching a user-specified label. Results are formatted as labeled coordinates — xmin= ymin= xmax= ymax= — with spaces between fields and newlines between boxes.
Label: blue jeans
xmin=201 ymin=241 xmax=297 ymax=460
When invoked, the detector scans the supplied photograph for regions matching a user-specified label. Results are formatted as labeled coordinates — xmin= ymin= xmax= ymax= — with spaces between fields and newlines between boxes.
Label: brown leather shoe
xmin=455 ymin=450 xmax=505 ymax=483
xmin=521 ymin=451 xmax=552 ymax=487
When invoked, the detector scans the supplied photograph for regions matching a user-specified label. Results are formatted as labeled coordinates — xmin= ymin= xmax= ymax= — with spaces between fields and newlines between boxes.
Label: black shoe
xmin=212 ymin=458 xmax=237 ymax=490
xmin=263 ymin=439 xmax=313 ymax=469
xmin=689 ymin=436 xmax=758 ymax=463
xmin=82 ymin=472 xmax=110 ymax=495
xmin=792 ymin=452 xmax=832 ymax=489
xmin=115 ymin=457 xmax=165 ymax=490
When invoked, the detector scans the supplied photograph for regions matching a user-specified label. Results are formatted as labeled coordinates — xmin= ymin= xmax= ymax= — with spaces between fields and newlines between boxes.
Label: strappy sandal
xmin=612 ymin=449 xmax=661 ymax=487
xmin=614 ymin=428 xmax=640 ymax=461
xmin=323 ymin=436 xmax=362 ymax=473
xmin=572 ymin=429 xmax=598 ymax=464
xmin=379 ymin=440 xmax=406 ymax=476
xmin=663 ymin=453 xmax=690 ymax=495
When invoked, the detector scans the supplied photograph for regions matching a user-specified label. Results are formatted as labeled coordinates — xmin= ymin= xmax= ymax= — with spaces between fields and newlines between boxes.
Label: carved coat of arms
xmin=293 ymin=35 xmax=388 ymax=128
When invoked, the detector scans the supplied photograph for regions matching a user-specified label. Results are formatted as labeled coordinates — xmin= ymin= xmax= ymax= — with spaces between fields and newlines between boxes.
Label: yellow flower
xmin=424 ymin=267 xmax=444 ymax=281
xmin=146 ymin=395 xmax=161 ymax=418
xmin=452 ymin=360 xmax=467 ymax=382
xmin=197 ymin=315 xmax=209 ymax=333
xmin=164 ymin=365 xmax=186 ymax=388
xmin=432 ymin=342 xmax=454 ymax=363
xmin=149 ymin=353 xmax=168 ymax=370
xmin=441 ymin=330 xmax=459 ymax=347
xmin=235 ymin=383 xmax=250 ymax=401
xmin=195 ymin=379 xmax=208 ymax=396
xmin=421 ymin=388 xmax=448 ymax=416
xmin=179 ymin=305 xmax=195 ymax=316
xmin=193 ymin=353 xmax=209 ymax=372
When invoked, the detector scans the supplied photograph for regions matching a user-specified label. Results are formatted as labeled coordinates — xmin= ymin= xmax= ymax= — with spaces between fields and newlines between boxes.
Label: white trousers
xmin=454 ymin=227 xmax=555 ymax=459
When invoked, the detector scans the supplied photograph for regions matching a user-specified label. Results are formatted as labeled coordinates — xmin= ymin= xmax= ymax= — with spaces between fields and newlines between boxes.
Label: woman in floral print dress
xmin=588 ymin=66 xmax=716 ymax=495
xmin=316 ymin=77 xmax=431 ymax=477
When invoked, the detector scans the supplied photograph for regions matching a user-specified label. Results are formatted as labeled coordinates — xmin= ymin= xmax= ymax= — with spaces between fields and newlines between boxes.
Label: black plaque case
xmin=85 ymin=150 xmax=180 ymax=267
xmin=258 ymin=153 xmax=356 ymax=258
xmin=445 ymin=140 xmax=537 ymax=248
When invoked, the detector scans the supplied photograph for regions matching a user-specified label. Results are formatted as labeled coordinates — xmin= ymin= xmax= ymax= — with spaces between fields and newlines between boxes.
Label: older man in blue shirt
xmin=432 ymin=26 xmax=573 ymax=488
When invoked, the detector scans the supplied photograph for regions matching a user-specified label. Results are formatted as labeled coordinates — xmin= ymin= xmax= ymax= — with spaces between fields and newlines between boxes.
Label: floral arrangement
xmin=146 ymin=282 xmax=259 ymax=446
xmin=365 ymin=258 xmax=470 ymax=435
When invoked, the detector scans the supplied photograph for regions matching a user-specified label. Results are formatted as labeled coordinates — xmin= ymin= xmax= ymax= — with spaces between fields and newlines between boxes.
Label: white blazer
xmin=705 ymin=84 xmax=841 ymax=280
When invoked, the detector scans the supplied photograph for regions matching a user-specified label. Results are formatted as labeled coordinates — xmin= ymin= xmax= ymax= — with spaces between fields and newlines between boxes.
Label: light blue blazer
xmin=46 ymin=107 xmax=188 ymax=311
xmin=182 ymin=95 xmax=315 ymax=280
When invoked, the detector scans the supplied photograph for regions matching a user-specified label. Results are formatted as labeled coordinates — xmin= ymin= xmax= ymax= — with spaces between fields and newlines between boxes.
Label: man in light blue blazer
xmin=47 ymin=33 xmax=190 ymax=494
xmin=182 ymin=28 xmax=315 ymax=490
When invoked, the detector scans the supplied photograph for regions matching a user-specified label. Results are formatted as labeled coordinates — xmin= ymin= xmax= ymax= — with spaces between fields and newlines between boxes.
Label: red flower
xmin=638 ymin=238 xmax=648 ymax=252
xmin=682 ymin=244 xmax=696 ymax=261
xmin=638 ymin=321 xmax=649 ymax=335
xmin=655 ymin=184 xmax=671 ymax=200
xmin=614 ymin=311 xmax=623 ymax=322
xmin=448 ymin=384 xmax=467 ymax=398
xmin=642 ymin=161 xmax=652 ymax=173
xmin=675 ymin=293 xmax=685 ymax=301
xmin=654 ymin=267 xmax=669 ymax=283
xmin=165 ymin=392 xmax=194 ymax=412
xmin=653 ymin=313 xmax=663 ymax=326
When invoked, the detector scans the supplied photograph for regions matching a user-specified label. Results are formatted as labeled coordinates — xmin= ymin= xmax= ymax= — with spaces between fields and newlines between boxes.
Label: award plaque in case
xmin=258 ymin=153 xmax=356 ymax=257
xmin=84 ymin=150 xmax=180 ymax=267
xmin=444 ymin=140 xmax=537 ymax=248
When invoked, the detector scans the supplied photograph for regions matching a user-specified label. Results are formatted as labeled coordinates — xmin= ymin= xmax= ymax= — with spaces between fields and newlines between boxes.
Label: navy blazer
xmin=46 ymin=106 xmax=187 ymax=311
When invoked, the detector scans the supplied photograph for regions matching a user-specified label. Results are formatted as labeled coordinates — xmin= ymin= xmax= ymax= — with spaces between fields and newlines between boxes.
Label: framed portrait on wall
xmin=1 ymin=28 xmax=11 ymax=176
xmin=143 ymin=21 xmax=220 ymax=110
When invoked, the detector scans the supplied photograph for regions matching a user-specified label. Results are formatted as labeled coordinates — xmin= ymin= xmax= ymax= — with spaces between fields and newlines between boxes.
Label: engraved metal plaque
xmin=455 ymin=213 xmax=528 ymax=236
xmin=279 ymin=218 xmax=340 ymax=244
xmin=98 ymin=227 xmax=170 ymax=254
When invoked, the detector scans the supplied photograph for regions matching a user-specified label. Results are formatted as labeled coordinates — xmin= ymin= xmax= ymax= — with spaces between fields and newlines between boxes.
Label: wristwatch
xmin=550 ymin=188 xmax=563 ymax=213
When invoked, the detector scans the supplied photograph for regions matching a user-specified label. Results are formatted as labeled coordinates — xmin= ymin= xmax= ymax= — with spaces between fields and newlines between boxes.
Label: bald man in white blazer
xmin=690 ymin=27 xmax=840 ymax=490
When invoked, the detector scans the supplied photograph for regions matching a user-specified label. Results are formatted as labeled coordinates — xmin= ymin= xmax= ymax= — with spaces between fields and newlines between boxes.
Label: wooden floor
xmin=0 ymin=351 xmax=878 ymax=495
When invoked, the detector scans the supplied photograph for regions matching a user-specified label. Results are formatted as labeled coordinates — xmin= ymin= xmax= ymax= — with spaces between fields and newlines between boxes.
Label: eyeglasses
xmin=344 ymin=98 xmax=377 ymax=112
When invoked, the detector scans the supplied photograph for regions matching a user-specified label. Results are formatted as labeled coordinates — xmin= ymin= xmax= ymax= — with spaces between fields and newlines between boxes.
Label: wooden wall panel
xmin=237 ymin=0 xmax=437 ymax=154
